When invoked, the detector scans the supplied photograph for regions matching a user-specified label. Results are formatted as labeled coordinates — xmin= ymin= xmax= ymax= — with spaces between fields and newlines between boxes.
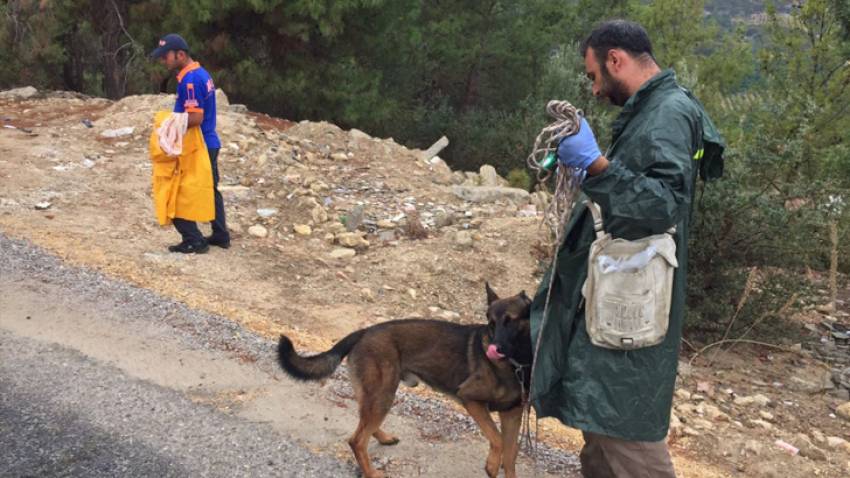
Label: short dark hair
xmin=580 ymin=20 xmax=656 ymax=66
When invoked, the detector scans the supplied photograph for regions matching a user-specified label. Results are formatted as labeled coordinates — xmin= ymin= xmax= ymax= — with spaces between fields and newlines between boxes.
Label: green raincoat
xmin=530 ymin=70 xmax=724 ymax=442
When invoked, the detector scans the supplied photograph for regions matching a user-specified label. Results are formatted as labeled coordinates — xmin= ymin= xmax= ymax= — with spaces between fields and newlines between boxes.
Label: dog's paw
xmin=373 ymin=430 xmax=400 ymax=446
xmin=484 ymin=447 xmax=503 ymax=478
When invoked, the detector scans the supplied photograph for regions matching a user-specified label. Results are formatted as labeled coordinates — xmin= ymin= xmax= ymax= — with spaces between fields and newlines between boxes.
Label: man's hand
xmin=187 ymin=111 xmax=204 ymax=128
xmin=558 ymin=117 xmax=603 ymax=172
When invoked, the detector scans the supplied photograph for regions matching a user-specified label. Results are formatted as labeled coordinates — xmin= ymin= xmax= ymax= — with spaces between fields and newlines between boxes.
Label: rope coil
xmin=521 ymin=100 xmax=587 ymax=465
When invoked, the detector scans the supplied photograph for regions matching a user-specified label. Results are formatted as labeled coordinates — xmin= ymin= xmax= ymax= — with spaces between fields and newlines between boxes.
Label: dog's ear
xmin=485 ymin=282 xmax=499 ymax=305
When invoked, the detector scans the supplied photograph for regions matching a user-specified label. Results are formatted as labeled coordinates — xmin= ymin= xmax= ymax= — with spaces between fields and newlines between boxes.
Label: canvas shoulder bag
xmin=582 ymin=202 xmax=678 ymax=350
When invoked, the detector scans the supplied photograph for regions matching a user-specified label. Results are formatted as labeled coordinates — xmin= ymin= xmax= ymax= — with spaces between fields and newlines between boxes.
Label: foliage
xmin=1 ymin=0 xmax=848 ymax=340
xmin=507 ymin=169 xmax=532 ymax=191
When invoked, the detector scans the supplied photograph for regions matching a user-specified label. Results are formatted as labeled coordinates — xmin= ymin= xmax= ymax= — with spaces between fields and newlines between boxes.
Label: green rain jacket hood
xmin=529 ymin=70 xmax=724 ymax=442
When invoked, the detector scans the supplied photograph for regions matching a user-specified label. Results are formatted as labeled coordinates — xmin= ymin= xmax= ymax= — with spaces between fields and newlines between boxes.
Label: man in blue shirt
xmin=150 ymin=33 xmax=230 ymax=253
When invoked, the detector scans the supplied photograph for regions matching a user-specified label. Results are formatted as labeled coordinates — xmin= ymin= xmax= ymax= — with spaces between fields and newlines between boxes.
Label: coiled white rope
xmin=521 ymin=100 xmax=587 ymax=463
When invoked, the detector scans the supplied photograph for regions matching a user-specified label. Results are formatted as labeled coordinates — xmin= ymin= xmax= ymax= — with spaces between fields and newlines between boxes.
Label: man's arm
xmin=175 ymin=78 xmax=205 ymax=128
xmin=586 ymin=156 xmax=609 ymax=176
xmin=581 ymin=111 xmax=697 ymax=239
xmin=187 ymin=111 xmax=203 ymax=127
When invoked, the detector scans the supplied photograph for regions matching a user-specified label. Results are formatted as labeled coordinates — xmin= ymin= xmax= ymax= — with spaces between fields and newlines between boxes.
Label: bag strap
xmin=586 ymin=201 xmax=606 ymax=239
xmin=585 ymin=200 xmax=677 ymax=237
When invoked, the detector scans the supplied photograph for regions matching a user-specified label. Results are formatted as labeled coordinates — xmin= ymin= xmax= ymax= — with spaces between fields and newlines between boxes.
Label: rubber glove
xmin=557 ymin=117 xmax=602 ymax=171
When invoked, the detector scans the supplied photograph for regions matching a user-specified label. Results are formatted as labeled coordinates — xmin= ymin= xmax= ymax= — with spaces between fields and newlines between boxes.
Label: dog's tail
xmin=277 ymin=330 xmax=366 ymax=381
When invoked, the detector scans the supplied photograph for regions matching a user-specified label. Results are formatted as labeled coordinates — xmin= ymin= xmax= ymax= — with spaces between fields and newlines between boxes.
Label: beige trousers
xmin=579 ymin=431 xmax=677 ymax=478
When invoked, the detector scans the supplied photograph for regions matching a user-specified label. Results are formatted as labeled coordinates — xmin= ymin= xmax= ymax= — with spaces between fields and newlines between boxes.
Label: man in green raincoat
xmin=530 ymin=20 xmax=724 ymax=477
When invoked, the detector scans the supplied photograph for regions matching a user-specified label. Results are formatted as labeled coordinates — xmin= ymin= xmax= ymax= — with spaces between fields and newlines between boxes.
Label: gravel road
xmin=0 ymin=233 xmax=579 ymax=477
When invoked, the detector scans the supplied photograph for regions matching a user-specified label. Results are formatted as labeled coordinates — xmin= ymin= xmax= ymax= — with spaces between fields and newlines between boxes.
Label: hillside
xmin=1 ymin=86 xmax=849 ymax=477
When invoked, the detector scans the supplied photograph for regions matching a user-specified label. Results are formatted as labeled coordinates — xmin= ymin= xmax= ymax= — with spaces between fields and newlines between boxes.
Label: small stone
xmin=428 ymin=157 xmax=454 ymax=184
xmin=837 ymin=366 xmax=850 ymax=389
xmin=674 ymin=389 xmax=692 ymax=401
xmin=796 ymin=433 xmax=828 ymax=462
xmin=311 ymin=206 xmax=328 ymax=224
xmin=309 ymin=181 xmax=329 ymax=193
xmin=479 ymin=164 xmax=502 ymax=187
xmin=337 ymin=232 xmax=369 ymax=248
xmin=696 ymin=380 xmax=714 ymax=395
xmin=668 ymin=412 xmax=682 ymax=436
xmin=827 ymin=437 xmax=848 ymax=449
xmin=34 ymin=201 xmax=52 ymax=210
xmin=752 ymin=394 xmax=771 ymax=406
xmin=759 ymin=410 xmax=774 ymax=421
xmin=331 ymin=152 xmax=349 ymax=161
xmin=682 ymin=427 xmax=700 ymax=437
xmin=345 ymin=204 xmax=365 ymax=232
xmin=789 ymin=368 xmax=835 ymax=393
xmin=329 ymin=248 xmax=356 ymax=260
xmin=733 ymin=396 xmax=754 ymax=406
xmin=691 ymin=418 xmax=713 ymax=430
xmin=702 ymin=404 xmax=729 ymax=421
xmin=248 ymin=225 xmax=268 ymax=238
xmin=836 ymin=401 xmax=850 ymax=421
xmin=257 ymin=207 xmax=278 ymax=218
xmin=0 ymin=86 xmax=38 ymax=99
xmin=407 ymin=289 xmax=417 ymax=299
xmin=360 ymin=288 xmax=374 ymax=302
xmin=349 ymin=128 xmax=371 ymax=140
xmin=376 ymin=219 xmax=395 ymax=229
xmin=833 ymin=388 xmax=850 ymax=401
xmin=432 ymin=309 xmax=461 ymax=321
xmin=455 ymin=230 xmax=474 ymax=248
xmin=293 ymin=224 xmax=312 ymax=236
xmin=451 ymin=185 xmax=530 ymax=204
xmin=748 ymin=419 xmax=773 ymax=430
xmin=327 ymin=222 xmax=346 ymax=234
xmin=743 ymin=440 xmax=764 ymax=456
xmin=736 ymin=394 xmax=771 ymax=407
xmin=101 ymin=126 xmax=134 ymax=138
xmin=434 ymin=210 xmax=455 ymax=228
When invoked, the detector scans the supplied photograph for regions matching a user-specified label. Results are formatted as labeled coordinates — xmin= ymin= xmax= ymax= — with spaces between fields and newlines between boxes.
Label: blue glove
xmin=557 ymin=117 xmax=602 ymax=170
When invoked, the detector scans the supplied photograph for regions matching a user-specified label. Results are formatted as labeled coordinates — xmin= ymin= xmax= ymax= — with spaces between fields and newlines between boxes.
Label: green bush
xmin=506 ymin=169 xmax=531 ymax=191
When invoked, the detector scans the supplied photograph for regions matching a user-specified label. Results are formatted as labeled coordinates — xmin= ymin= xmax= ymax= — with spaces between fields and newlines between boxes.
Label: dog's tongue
xmin=486 ymin=344 xmax=505 ymax=361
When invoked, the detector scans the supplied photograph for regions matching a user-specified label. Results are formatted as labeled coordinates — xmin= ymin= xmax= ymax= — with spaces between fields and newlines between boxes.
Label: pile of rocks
xmin=86 ymin=92 xmax=549 ymax=260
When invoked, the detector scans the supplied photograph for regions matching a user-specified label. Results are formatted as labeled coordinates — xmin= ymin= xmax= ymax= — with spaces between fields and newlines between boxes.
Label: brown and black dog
xmin=277 ymin=283 xmax=533 ymax=478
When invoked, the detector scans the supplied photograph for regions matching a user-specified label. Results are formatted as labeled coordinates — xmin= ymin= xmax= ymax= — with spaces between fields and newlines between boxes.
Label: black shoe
xmin=205 ymin=235 xmax=231 ymax=249
xmin=168 ymin=241 xmax=209 ymax=254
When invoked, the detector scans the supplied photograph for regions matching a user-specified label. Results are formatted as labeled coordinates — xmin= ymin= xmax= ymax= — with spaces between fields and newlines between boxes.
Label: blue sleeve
xmin=175 ymin=74 xmax=204 ymax=113
xmin=174 ymin=80 xmax=187 ymax=113
xmin=197 ymin=75 xmax=212 ymax=102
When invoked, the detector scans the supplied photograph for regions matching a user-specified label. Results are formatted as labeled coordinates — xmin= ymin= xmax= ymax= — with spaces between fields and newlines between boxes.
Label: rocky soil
xmin=1 ymin=85 xmax=848 ymax=477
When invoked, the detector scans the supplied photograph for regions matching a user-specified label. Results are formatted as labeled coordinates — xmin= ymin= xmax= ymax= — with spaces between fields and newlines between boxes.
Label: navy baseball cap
xmin=150 ymin=33 xmax=189 ymax=59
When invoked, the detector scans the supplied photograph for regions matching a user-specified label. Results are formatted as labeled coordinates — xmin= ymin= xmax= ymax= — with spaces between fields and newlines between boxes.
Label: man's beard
xmin=600 ymin=64 xmax=630 ymax=107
